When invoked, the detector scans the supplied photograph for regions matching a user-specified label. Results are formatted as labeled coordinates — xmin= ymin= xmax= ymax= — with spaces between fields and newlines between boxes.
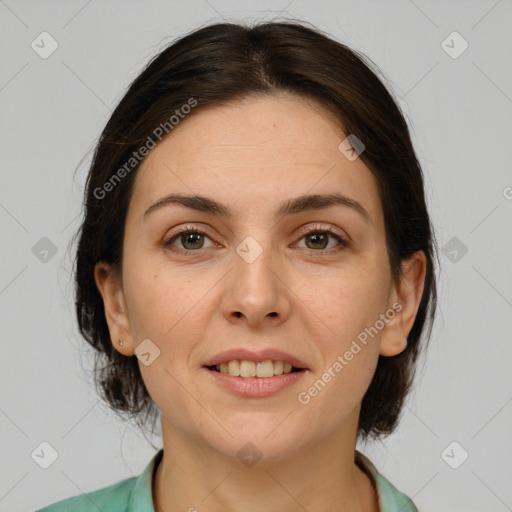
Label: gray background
xmin=1 ymin=1 xmax=511 ymax=511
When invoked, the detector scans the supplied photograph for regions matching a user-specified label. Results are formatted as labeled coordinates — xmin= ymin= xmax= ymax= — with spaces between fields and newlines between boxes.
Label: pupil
xmin=183 ymin=233 xmax=203 ymax=249
xmin=307 ymin=233 xmax=327 ymax=249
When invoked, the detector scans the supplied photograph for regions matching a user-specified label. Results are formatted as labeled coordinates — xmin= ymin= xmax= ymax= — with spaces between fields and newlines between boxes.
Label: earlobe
xmin=379 ymin=251 xmax=427 ymax=357
xmin=379 ymin=335 xmax=408 ymax=357
xmin=94 ymin=261 xmax=134 ymax=354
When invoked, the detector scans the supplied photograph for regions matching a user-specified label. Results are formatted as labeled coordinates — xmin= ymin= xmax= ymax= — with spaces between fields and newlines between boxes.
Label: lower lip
xmin=203 ymin=368 xmax=307 ymax=397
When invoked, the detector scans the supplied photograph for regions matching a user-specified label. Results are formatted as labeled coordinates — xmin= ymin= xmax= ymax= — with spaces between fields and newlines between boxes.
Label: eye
xmin=162 ymin=223 xmax=351 ymax=256
xmin=294 ymin=224 xmax=351 ymax=253
xmin=163 ymin=225 xmax=218 ymax=253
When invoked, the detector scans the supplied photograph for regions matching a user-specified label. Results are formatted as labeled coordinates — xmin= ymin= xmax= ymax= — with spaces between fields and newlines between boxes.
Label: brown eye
xmin=177 ymin=232 xmax=206 ymax=250
xmin=163 ymin=227 xmax=216 ymax=253
xmin=295 ymin=225 xmax=351 ymax=253
xmin=304 ymin=232 xmax=330 ymax=250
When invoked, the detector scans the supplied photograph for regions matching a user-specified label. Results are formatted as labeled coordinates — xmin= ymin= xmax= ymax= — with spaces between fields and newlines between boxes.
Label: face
xmin=96 ymin=93 xmax=425 ymax=463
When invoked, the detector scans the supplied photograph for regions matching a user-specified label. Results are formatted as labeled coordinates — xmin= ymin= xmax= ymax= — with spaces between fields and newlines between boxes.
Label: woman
xmin=38 ymin=19 xmax=437 ymax=512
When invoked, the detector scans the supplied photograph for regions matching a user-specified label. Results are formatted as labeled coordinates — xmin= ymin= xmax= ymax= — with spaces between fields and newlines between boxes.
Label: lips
xmin=202 ymin=347 xmax=310 ymax=370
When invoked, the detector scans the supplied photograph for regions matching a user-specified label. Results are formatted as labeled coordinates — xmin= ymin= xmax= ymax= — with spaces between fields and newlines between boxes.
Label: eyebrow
xmin=143 ymin=192 xmax=372 ymax=224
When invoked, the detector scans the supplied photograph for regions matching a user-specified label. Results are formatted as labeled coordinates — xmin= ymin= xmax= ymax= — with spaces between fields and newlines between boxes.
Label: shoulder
xmin=35 ymin=476 xmax=137 ymax=512
xmin=35 ymin=449 xmax=163 ymax=512
xmin=372 ymin=470 xmax=418 ymax=512
xmin=356 ymin=451 xmax=418 ymax=512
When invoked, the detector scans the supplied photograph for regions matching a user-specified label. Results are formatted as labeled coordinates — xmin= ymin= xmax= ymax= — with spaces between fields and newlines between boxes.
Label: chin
xmin=204 ymin=417 xmax=307 ymax=466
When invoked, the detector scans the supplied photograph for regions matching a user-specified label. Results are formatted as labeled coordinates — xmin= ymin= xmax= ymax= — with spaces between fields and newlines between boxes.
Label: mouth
xmin=203 ymin=359 xmax=308 ymax=398
xmin=204 ymin=360 xmax=306 ymax=379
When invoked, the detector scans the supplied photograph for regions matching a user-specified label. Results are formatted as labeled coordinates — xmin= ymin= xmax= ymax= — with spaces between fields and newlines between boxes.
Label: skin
xmin=95 ymin=93 xmax=426 ymax=512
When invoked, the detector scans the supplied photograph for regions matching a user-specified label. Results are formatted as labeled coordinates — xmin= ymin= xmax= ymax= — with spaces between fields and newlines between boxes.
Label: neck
xmin=152 ymin=419 xmax=379 ymax=512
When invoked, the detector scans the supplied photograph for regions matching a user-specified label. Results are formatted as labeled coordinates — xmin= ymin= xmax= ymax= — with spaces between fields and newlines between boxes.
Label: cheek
xmin=124 ymin=246 xmax=200 ymax=338
xmin=313 ymin=350 xmax=379 ymax=434
xmin=126 ymin=268 xmax=205 ymax=409
xmin=297 ymin=264 xmax=388 ymax=404
xmin=126 ymin=272 xmax=176 ymax=338
xmin=306 ymin=264 xmax=390 ymax=345
xmin=124 ymin=261 xmax=218 ymax=371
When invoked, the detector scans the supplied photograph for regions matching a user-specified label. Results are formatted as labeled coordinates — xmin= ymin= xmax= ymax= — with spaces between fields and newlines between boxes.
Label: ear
xmin=379 ymin=250 xmax=427 ymax=357
xmin=94 ymin=261 xmax=135 ymax=355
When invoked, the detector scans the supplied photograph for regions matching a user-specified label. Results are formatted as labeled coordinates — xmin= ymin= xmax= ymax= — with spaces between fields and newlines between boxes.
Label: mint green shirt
xmin=36 ymin=449 xmax=417 ymax=511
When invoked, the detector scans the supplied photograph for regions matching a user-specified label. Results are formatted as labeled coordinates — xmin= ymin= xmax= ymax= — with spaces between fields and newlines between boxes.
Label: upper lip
xmin=203 ymin=348 xmax=310 ymax=370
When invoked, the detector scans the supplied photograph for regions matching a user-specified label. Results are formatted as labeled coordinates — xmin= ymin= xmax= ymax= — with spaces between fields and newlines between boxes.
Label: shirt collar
xmin=128 ymin=449 xmax=163 ymax=512
xmin=129 ymin=448 xmax=415 ymax=512
xmin=355 ymin=450 xmax=417 ymax=512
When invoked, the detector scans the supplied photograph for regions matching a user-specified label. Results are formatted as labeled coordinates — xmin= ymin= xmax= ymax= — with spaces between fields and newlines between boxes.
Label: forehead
xmin=129 ymin=94 xmax=382 ymax=226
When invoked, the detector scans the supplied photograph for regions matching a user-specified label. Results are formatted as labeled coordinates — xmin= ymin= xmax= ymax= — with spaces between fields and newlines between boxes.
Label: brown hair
xmin=73 ymin=20 xmax=438 ymax=440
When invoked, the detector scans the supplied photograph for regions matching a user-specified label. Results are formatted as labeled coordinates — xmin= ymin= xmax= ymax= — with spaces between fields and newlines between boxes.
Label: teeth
xmin=213 ymin=360 xmax=299 ymax=378
xmin=240 ymin=360 xmax=256 ymax=377
xmin=256 ymin=360 xmax=274 ymax=378
xmin=228 ymin=360 xmax=240 ymax=376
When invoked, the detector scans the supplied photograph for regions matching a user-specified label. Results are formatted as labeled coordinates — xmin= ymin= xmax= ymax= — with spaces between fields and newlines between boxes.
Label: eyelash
xmin=162 ymin=223 xmax=351 ymax=256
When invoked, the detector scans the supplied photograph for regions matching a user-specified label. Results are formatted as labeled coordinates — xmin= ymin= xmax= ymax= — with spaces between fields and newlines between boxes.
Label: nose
xmin=221 ymin=239 xmax=291 ymax=330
